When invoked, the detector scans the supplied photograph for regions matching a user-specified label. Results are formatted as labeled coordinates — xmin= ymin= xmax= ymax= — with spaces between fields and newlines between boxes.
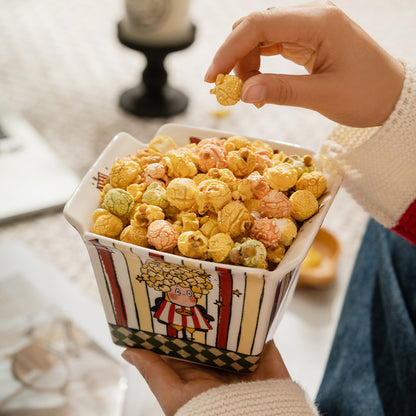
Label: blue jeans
xmin=316 ymin=219 xmax=416 ymax=415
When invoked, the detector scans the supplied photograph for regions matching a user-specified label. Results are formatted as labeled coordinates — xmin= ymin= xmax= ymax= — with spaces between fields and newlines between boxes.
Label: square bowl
xmin=64 ymin=123 xmax=342 ymax=372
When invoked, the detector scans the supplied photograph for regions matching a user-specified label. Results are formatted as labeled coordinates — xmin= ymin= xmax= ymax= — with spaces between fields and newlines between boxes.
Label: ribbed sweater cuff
xmin=175 ymin=379 xmax=319 ymax=416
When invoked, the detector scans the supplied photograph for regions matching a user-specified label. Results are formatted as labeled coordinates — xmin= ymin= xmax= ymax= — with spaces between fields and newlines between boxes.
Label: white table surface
xmin=1 ymin=0 xmax=415 ymax=414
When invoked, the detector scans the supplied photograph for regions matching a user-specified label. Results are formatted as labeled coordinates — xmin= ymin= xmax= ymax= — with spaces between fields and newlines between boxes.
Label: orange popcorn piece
xmin=250 ymin=218 xmax=281 ymax=248
xmin=147 ymin=219 xmax=179 ymax=252
xmin=260 ymin=190 xmax=292 ymax=218
xmin=210 ymin=74 xmax=243 ymax=106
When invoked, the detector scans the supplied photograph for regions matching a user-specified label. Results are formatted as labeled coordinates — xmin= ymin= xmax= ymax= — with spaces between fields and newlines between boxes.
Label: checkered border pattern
xmin=109 ymin=323 xmax=261 ymax=373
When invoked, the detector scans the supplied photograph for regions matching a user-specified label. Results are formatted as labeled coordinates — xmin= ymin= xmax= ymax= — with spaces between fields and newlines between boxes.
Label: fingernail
xmin=242 ymin=85 xmax=266 ymax=103
xmin=121 ymin=350 xmax=135 ymax=365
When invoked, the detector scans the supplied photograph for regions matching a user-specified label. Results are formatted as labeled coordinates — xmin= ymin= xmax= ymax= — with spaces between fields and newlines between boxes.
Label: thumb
xmin=241 ymin=73 xmax=329 ymax=111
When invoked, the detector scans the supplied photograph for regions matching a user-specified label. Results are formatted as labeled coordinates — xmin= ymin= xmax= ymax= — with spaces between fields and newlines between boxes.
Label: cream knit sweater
xmin=175 ymin=61 xmax=416 ymax=416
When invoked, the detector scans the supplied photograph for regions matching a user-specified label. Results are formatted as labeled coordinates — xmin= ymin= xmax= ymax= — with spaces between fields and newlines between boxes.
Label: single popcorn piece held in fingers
xmin=264 ymin=163 xmax=298 ymax=191
xmin=177 ymin=230 xmax=209 ymax=259
xmin=102 ymin=188 xmax=134 ymax=217
xmin=208 ymin=233 xmax=234 ymax=263
xmin=250 ymin=218 xmax=282 ymax=248
xmin=229 ymin=238 xmax=267 ymax=269
xmin=296 ymin=171 xmax=327 ymax=199
xmin=290 ymin=190 xmax=319 ymax=222
xmin=147 ymin=220 xmax=179 ymax=252
xmin=260 ymin=190 xmax=292 ymax=218
xmin=166 ymin=178 xmax=198 ymax=211
xmin=92 ymin=208 xmax=124 ymax=238
xmin=210 ymin=74 xmax=243 ymax=106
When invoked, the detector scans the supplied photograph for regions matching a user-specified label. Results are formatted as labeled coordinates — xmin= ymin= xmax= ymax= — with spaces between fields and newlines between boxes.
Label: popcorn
xmin=260 ymin=190 xmax=292 ymax=218
xmin=102 ymin=188 xmax=134 ymax=217
xmin=143 ymin=162 xmax=168 ymax=185
xmin=266 ymin=245 xmax=286 ymax=264
xmin=196 ymin=143 xmax=227 ymax=172
xmin=210 ymin=74 xmax=243 ymax=106
xmin=166 ymin=178 xmax=197 ymax=211
xmin=229 ymin=238 xmax=267 ymax=268
xmin=141 ymin=182 xmax=169 ymax=209
xmin=196 ymin=179 xmax=232 ymax=215
xmin=274 ymin=218 xmax=298 ymax=247
xmin=246 ymin=171 xmax=269 ymax=199
xmin=264 ymin=163 xmax=298 ymax=191
xmin=92 ymin=132 xmax=327 ymax=270
xmin=296 ymin=171 xmax=327 ymax=199
xmin=133 ymin=204 xmax=165 ymax=228
xmin=120 ymin=223 xmax=148 ymax=247
xmin=92 ymin=208 xmax=124 ymax=238
xmin=289 ymin=190 xmax=319 ymax=222
xmin=218 ymin=201 xmax=252 ymax=238
xmin=208 ymin=233 xmax=234 ymax=263
xmin=250 ymin=218 xmax=281 ymax=248
xmin=164 ymin=149 xmax=198 ymax=178
xmin=177 ymin=231 xmax=209 ymax=259
xmin=148 ymin=135 xmax=177 ymax=154
xmin=109 ymin=158 xmax=140 ymax=188
xmin=147 ymin=220 xmax=179 ymax=252
xmin=226 ymin=148 xmax=257 ymax=177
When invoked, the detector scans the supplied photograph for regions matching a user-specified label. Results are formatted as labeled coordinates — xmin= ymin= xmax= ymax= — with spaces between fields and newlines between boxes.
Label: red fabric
xmin=392 ymin=199 xmax=416 ymax=245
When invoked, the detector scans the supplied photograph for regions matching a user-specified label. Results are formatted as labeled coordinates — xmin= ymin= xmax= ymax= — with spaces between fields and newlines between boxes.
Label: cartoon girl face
xmin=167 ymin=285 xmax=196 ymax=307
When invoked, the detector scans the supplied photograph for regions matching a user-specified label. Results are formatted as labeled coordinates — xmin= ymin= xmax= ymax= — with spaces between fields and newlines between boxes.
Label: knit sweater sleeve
xmin=175 ymin=379 xmax=319 ymax=416
xmin=318 ymin=61 xmax=416 ymax=245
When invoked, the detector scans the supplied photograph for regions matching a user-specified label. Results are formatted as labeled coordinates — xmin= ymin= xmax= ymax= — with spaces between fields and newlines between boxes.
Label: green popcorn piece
xmin=102 ymin=188 xmax=134 ymax=217
xmin=142 ymin=182 xmax=169 ymax=209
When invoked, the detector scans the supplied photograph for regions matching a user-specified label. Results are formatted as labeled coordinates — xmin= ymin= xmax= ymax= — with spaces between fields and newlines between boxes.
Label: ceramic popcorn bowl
xmin=64 ymin=123 xmax=342 ymax=373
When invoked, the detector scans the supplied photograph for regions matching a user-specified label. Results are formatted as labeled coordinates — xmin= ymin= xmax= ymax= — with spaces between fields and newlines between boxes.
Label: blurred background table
xmin=1 ymin=0 xmax=415 ymax=414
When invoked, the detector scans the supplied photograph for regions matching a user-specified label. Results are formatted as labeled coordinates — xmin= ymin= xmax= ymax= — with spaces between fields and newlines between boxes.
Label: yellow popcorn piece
xmin=223 ymin=135 xmax=249 ymax=152
xmin=166 ymin=178 xmax=198 ymax=211
xmin=210 ymin=74 xmax=243 ymax=106
xmin=126 ymin=183 xmax=146 ymax=202
xmin=177 ymin=231 xmax=209 ymax=259
xmin=290 ymin=190 xmax=318 ymax=222
xmin=208 ymin=233 xmax=234 ymax=263
xmin=132 ymin=204 xmax=165 ymax=228
xmin=92 ymin=208 xmax=124 ymax=238
xmin=178 ymin=212 xmax=200 ymax=232
xmin=264 ymin=163 xmax=298 ymax=192
xmin=296 ymin=171 xmax=327 ymax=199
xmin=218 ymin=201 xmax=252 ymax=239
xmin=164 ymin=150 xmax=198 ymax=178
xmin=267 ymin=245 xmax=286 ymax=264
xmin=275 ymin=218 xmax=298 ymax=247
xmin=226 ymin=148 xmax=257 ymax=177
xmin=109 ymin=158 xmax=141 ymax=189
xmin=120 ymin=223 xmax=148 ymax=247
xmin=200 ymin=215 xmax=221 ymax=238
xmin=196 ymin=179 xmax=232 ymax=215
xmin=148 ymin=135 xmax=177 ymax=154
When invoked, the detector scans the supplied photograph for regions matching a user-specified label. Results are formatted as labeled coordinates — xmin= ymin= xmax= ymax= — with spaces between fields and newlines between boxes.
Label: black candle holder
xmin=117 ymin=22 xmax=196 ymax=118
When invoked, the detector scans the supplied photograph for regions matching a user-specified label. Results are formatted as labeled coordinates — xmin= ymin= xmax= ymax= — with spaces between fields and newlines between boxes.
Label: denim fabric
xmin=316 ymin=219 xmax=416 ymax=416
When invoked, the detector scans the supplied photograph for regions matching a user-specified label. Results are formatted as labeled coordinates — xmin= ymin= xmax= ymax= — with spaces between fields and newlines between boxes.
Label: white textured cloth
xmin=175 ymin=379 xmax=319 ymax=416
xmin=319 ymin=61 xmax=416 ymax=232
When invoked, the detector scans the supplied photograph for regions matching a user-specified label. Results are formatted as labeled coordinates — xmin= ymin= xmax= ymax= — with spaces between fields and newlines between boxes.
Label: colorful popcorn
xmin=91 ymin=133 xmax=327 ymax=270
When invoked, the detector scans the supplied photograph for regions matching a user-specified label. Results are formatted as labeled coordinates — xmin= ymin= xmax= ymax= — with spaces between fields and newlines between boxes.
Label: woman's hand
xmin=205 ymin=1 xmax=404 ymax=127
xmin=122 ymin=340 xmax=289 ymax=416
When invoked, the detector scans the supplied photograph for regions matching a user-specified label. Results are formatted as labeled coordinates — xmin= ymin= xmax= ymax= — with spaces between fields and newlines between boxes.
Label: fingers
xmin=253 ymin=340 xmax=291 ymax=380
xmin=240 ymin=72 xmax=332 ymax=112
xmin=205 ymin=4 xmax=327 ymax=82
xmin=122 ymin=348 xmax=182 ymax=410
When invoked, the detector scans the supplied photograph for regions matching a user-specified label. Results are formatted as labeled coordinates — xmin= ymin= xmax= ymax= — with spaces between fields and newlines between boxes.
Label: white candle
xmin=120 ymin=0 xmax=193 ymax=47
